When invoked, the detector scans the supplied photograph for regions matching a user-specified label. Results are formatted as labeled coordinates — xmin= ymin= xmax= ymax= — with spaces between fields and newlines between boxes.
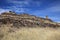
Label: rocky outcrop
xmin=0 ymin=11 xmax=60 ymax=28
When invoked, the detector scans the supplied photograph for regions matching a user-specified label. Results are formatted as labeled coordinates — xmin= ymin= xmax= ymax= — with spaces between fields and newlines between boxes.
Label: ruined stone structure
xmin=46 ymin=15 xmax=48 ymax=19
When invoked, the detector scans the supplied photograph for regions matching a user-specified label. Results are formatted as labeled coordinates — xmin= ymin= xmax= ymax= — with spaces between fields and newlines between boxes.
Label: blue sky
xmin=0 ymin=0 xmax=60 ymax=22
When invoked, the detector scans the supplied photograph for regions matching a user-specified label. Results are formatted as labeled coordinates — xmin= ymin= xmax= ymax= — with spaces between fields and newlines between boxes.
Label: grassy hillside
xmin=0 ymin=11 xmax=60 ymax=40
xmin=0 ymin=26 xmax=60 ymax=40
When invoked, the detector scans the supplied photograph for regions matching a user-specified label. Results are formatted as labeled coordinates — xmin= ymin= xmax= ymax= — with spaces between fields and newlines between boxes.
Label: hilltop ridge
xmin=0 ymin=11 xmax=60 ymax=28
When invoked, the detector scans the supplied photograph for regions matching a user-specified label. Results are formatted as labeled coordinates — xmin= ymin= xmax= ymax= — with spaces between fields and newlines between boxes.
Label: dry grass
xmin=0 ymin=26 xmax=60 ymax=40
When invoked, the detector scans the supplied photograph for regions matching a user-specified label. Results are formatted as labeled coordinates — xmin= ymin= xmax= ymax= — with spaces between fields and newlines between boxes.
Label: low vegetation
xmin=0 ymin=26 xmax=60 ymax=40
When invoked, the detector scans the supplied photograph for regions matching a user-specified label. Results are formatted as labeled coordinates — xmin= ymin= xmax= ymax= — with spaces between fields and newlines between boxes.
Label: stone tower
xmin=46 ymin=15 xmax=48 ymax=19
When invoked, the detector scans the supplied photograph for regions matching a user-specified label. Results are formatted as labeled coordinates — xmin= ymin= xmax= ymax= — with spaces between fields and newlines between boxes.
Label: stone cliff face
xmin=0 ymin=11 xmax=60 ymax=28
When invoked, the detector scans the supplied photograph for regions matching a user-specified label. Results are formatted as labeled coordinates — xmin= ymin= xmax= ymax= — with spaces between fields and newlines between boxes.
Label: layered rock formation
xmin=0 ymin=11 xmax=60 ymax=28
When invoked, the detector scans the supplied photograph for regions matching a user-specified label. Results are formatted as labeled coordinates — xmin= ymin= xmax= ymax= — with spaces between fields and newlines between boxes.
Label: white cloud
xmin=11 ymin=1 xmax=29 ymax=5
xmin=4 ymin=0 xmax=41 ymax=13
xmin=7 ymin=0 xmax=30 ymax=6
xmin=7 ymin=6 xmax=31 ymax=13
xmin=0 ymin=8 xmax=11 ymax=14
xmin=7 ymin=0 xmax=41 ymax=7
xmin=33 ymin=4 xmax=60 ymax=14
xmin=44 ymin=6 xmax=60 ymax=12
xmin=49 ymin=16 xmax=60 ymax=22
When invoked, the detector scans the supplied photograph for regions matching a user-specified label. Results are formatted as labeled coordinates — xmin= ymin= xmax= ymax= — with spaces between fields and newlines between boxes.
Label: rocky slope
xmin=0 ymin=11 xmax=60 ymax=28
